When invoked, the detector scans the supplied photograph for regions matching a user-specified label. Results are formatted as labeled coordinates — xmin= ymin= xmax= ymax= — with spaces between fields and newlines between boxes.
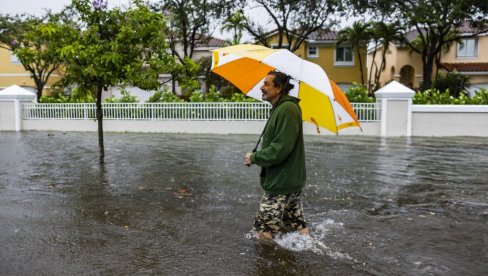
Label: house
xmin=0 ymin=44 xmax=62 ymax=95
xmin=439 ymin=24 xmax=488 ymax=96
xmin=262 ymin=30 xmax=368 ymax=91
xmin=367 ymin=24 xmax=488 ymax=94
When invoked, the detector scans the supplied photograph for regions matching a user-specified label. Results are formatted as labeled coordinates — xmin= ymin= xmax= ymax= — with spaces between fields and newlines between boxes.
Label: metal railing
xmin=352 ymin=102 xmax=381 ymax=122
xmin=22 ymin=102 xmax=381 ymax=121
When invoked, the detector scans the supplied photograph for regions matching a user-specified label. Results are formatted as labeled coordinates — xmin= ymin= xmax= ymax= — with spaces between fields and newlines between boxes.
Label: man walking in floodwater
xmin=244 ymin=71 xmax=309 ymax=240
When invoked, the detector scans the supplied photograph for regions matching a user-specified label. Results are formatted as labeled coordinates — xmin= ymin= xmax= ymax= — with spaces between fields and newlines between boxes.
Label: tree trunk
xmin=368 ymin=46 xmax=378 ymax=94
xmin=96 ymin=85 xmax=105 ymax=164
xmin=421 ymin=56 xmax=435 ymax=91
xmin=34 ymin=77 xmax=45 ymax=101
xmin=357 ymin=48 xmax=365 ymax=85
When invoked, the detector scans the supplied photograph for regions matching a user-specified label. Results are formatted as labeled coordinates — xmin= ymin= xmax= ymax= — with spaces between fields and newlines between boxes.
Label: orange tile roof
xmin=441 ymin=63 xmax=488 ymax=72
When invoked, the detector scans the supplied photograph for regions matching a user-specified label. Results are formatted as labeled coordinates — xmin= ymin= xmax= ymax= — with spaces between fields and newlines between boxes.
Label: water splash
xmin=245 ymin=219 xmax=353 ymax=261
xmin=274 ymin=219 xmax=352 ymax=260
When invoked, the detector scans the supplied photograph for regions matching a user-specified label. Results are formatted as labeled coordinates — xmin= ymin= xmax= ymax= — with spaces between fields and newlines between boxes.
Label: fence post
xmin=0 ymin=85 xmax=36 ymax=131
xmin=374 ymin=81 xmax=415 ymax=137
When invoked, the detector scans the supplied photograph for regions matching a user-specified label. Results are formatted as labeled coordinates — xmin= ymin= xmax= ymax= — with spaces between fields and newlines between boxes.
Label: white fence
xmin=5 ymin=81 xmax=488 ymax=136
xmin=22 ymin=102 xmax=381 ymax=121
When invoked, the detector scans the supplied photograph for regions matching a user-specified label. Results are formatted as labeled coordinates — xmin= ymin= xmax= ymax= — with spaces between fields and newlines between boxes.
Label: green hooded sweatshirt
xmin=250 ymin=95 xmax=306 ymax=196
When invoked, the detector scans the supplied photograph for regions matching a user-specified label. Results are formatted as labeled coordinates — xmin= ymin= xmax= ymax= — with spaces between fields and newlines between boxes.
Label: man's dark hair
xmin=268 ymin=71 xmax=294 ymax=95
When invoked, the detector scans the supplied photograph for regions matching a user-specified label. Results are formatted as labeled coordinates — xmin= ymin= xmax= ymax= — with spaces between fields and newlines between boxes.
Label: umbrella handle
xmin=245 ymin=136 xmax=260 ymax=167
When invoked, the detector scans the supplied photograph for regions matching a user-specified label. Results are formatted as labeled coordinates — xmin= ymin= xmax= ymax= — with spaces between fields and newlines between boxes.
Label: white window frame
xmin=457 ymin=38 xmax=478 ymax=58
xmin=334 ymin=46 xmax=354 ymax=66
xmin=307 ymin=45 xmax=318 ymax=58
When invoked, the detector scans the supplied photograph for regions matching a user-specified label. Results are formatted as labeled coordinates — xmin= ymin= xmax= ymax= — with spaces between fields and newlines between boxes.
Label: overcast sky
xmin=1 ymin=0 xmax=355 ymax=41
xmin=1 ymin=0 xmax=131 ymax=16
xmin=1 ymin=0 xmax=237 ymax=39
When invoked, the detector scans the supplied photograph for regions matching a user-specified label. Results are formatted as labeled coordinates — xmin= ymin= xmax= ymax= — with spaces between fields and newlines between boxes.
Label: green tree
xmin=432 ymin=71 xmax=470 ymax=98
xmin=337 ymin=21 xmax=371 ymax=86
xmin=237 ymin=0 xmax=342 ymax=51
xmin=367 ymin=21 xmax=402 ymax=93
xmin=151 ymin=0 xmax=232 ymax=94
xmin=0 ymin=15 xmax=27 ymax=50
xmin=0 ymin=15 xmax=70 ymax=100
xmin=220 ymin=10 xmax=246 ymax=45
xmin=60 ymin=0 xmax=172 ymax=163
xmin=349 ymin=0 xmax=488 ymax=91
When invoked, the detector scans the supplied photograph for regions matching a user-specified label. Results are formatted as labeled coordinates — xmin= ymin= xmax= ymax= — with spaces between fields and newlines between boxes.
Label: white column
xmin=374 ymin=81 xmax=415 ymax=137
xmin=0 ymin=85 xmax=36 ymax=131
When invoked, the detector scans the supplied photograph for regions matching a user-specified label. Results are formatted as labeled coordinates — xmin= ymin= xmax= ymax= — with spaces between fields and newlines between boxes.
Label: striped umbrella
xmin=210 ymin=44 xmax=360 ymax=134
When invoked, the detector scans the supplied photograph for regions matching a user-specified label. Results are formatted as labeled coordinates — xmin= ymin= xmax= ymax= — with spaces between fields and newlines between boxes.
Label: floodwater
xmin=0 ymin=131 xmax=487 ymax=275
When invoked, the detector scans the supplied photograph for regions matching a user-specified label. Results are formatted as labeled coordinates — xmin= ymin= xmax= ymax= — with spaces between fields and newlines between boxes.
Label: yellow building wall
xmin=0 ymin=45 xmax=62 ymax=95
xmin=441 ymin=35 xmax=488 ymax=63
xmin=394 ymin=47 xmax=424 ymax=88
xmin=306 ymin=43 xmax=366 ymax=85
xmin=367 ymin=43 xmax=399 ymax=88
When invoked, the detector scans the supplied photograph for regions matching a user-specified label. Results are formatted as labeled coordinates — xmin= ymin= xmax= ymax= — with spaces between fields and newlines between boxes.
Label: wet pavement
xmin=1 ymin=131 xmax=487 ymax=275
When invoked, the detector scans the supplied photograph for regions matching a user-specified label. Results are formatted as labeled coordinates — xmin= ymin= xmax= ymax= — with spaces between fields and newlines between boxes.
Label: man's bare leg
xmin=257 ymin=231 xmax=273 ymax=240
xmin=299 ymin=227 xmax=309 ymax=235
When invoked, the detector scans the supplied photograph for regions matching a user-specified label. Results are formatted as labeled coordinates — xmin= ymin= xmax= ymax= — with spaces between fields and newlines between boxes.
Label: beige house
xmin=368 ymin=25 xmax=488 ymax=94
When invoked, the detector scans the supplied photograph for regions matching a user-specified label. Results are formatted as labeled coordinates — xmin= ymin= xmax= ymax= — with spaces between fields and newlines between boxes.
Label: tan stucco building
xmin=368 ymin=25 xmax=488 ymax=95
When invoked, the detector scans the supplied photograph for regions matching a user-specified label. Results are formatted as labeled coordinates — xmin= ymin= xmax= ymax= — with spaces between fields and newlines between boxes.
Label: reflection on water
xmin=0 ymin=131 xmax=487 ymax=275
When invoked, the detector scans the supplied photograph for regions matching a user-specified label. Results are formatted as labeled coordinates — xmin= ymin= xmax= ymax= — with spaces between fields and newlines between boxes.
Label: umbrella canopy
xmin=210 ymin=44 xmax=360 ymax=134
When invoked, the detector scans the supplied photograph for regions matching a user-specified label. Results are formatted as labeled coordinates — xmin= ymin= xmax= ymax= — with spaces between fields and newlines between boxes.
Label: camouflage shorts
xmin=253 ymin=191 xmax=307 ymax=234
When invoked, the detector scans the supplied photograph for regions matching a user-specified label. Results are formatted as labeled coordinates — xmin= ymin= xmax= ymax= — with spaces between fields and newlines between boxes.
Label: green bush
xmin=40 ymin=86 xmax=95 ymax=103
xmin=146 ymin=87 xmax=184 ymax=103
xmin=432 ymin=71 xmax=470 ymax=98
xmin=104 ymin=89 xmax=138 ymax=103
xmin=471 ymin=88 xmax=488 ymax=105
xmin=189 ymin=91 xmax=205 ymax=102
xmin=204 ymin=85 xmax=221 ymax=102
xmin=413 ymin=89 xmax=454 ymax=104
xmin=344 ymin=83 xmax=375 ymax=103
xmin=220 ymin=86 xmax=240 ymax=99
xmin=414 ymin=87 xmax=488 ymax=105
xmin=227 ymin=92 xmax=259 ymax=102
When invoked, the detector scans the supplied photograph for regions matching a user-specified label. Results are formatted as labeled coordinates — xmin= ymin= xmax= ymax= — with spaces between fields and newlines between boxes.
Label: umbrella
xmin=210 ymin=44 xmax=360 ymax=134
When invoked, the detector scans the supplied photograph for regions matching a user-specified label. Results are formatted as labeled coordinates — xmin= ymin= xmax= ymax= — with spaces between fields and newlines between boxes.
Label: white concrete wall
xmin=23 ymin=120 xmax=268 ymax=134
xmin=0 ymin=101 xmax=15 ymax=130
xmin=412 ymin=105 xmax=488 ymax=136
xmin=21 ymin=120 xmax=374 ymax=136
xmin=10 ymin=107 xmax=488 ymax=137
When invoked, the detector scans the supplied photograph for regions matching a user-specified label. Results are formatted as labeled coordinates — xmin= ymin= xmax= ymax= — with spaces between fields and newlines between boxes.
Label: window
xmin=271 ymin=44 xmax=289 ymax=49
xmin=307 ymin=46 xmax=318 ymax=58
xmin=457 ymin=38 xmax=477 ymax=57
xmin=335 ymin=46 xmax=354 ymax=66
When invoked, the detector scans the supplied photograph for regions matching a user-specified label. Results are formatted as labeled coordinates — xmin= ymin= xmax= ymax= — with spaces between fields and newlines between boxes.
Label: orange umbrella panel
xmin=211 ymin=52 xmax=274 ymax=95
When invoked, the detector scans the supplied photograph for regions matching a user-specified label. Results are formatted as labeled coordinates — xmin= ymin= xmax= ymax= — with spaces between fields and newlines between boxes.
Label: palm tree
xmin=337 ymin=21 xmax=372 ymax=85
xmin=368 ymin=22 xmax=402 ymax=93
xmin=220 ymin=11 xmax=246 ymax=45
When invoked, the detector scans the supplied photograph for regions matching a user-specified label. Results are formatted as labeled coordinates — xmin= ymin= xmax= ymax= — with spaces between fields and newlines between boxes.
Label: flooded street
xmin=1 ymin=131 xmax=487 ymax=275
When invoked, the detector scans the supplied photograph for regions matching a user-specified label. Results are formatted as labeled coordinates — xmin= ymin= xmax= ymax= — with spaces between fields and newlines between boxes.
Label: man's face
xmin=260 ymin=74 xmax=281 ymax=104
